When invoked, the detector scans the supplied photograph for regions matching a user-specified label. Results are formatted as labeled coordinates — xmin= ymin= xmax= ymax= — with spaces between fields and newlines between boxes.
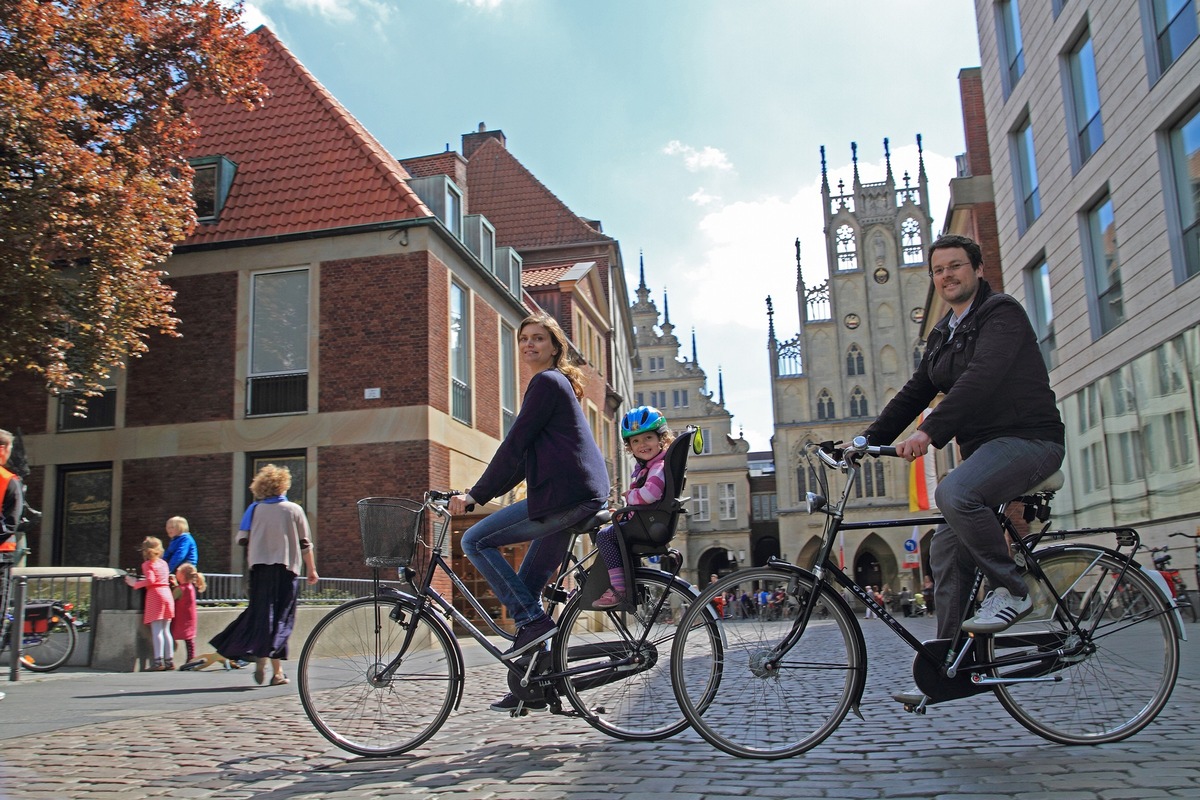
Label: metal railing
xmin=198 ymin=573 xmax=406 ymax=606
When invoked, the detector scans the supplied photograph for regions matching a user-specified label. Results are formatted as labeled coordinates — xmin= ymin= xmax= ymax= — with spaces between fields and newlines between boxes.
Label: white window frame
xmin=718 ymin=483 xmax=737 ymax=521
xmin=692 ymin=484 xmax=710 ymax=522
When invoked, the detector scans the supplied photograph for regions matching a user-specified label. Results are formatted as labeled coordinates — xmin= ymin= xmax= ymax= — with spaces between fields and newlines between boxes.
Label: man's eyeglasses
xmin=929 ymin=261 xmax=973 ymax=278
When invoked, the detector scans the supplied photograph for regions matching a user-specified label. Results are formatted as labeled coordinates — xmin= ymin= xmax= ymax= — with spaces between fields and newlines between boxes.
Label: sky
xmin=230 ymin=0 xmax=983 ymax=451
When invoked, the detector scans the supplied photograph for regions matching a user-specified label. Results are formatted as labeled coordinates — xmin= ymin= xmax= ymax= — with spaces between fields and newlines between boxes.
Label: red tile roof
xmin=181 ymin=27 xmax=430 ymax=247
xmin=464 ymin=136 xmax=611 ymax=250
xmin=522 ymin=265 xmax=574 ymax=287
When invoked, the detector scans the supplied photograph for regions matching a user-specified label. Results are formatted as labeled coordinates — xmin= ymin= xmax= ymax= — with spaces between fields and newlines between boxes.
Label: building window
xmin=846 ymin=344 xmax=865 ymax=376
xmin=692 ymin=484 xmax=710 ymax=521
xmin=1085 ymin=194 xmax=1124 ymax=335
xmin=1000 ymin=0 xmax=1026 ymax=92
xmin=450 ymin=282 xmax=472 ymax=424
xmin=751 ymin=493 xmax=778 ymax=521
xmin=698 ymin=428 xmax=713 ymax=455
xmin=673 ymin=389 xmax=689 ymax=408
xmin=58 ymin=387 xmax=117 ymax=431
xmin=500 ymin=323 xmax=517 ymax=436
xmin=849 ymin=387 xmax=868 ymax=418
xmin=635 ymin=392 xmax=644 ymax=406
xmin=445 ymin=182 xmax=463 ymax=238
xmin=861 ymin=461 xmax=886 ymax=498
xmin=1168 ymin=102 xmax=1200 ymax=280
xmin=189 ymin=155 xmax=237 ymax=222
xmin=1068 ymin=31 xmax=1104 ymax=164
xmin=719 ymin=483 xmax=737 ymax=520
xmin=247 ymin=269 xmax=308 ymax=417
xmin=836 ymin=225 xmax=857 ymax=271
xmin=796 ymin=465 xmax=808 ymax=502
xmin=1014 ymin=117 xmax=1042 ymax=229
xmin=1027 ymin=260 xmax=1056 ymax=369
xmin=901 ymin=218 xmax=923 ymax=264
xmin=817 ymin=389 xmax=835 ymax=420
xmin=1152 ymin=0 xmax=1198 ymax=75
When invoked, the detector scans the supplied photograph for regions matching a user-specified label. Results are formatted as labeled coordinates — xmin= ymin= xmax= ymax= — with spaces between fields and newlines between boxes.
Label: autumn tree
xmin=0 ymin=0 xmax=266 ymax=402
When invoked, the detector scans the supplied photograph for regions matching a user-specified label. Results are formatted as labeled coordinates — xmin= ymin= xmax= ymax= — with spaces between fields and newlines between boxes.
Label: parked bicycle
xmin=1 ymin=544 xmax=79 ymax=673
xmin=1167 ymin=531 xmax=1200 ymax=622
xmin=299 ymin=429 xmax=717 ymax=757
xmin=670 ymin=437 xmax=1182 ymax=759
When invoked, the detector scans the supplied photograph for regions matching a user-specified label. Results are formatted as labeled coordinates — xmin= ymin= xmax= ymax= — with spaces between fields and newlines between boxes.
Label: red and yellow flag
xmin=908 ymin=410 xmax=938 ymax=511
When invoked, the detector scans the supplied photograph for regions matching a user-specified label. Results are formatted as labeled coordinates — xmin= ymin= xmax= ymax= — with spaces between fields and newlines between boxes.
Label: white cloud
xmin=457 ymin=0 xmax=505 ymax=8
xmin=663 ymin=140 xmax=734 ymax=173
xmin=688 ymin=187 xmax=720 ymax=206
xmin=237 ymin=2 xmax=273 ymax=30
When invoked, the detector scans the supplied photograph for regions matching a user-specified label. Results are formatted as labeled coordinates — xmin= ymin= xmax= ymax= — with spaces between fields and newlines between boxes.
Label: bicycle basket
xmin=357 ymin=498 xmax=425 ymax=568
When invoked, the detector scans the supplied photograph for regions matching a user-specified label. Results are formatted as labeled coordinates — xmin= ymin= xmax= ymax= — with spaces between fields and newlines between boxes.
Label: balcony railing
xmin=452 ymin=378 xmax=471 ymax=424
xmin=246 ymin=372 xmax=307 ymax=416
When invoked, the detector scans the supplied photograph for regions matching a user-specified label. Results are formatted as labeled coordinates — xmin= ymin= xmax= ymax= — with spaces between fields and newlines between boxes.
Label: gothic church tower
xmin=768 ymin=138 xmax=934 ymax=589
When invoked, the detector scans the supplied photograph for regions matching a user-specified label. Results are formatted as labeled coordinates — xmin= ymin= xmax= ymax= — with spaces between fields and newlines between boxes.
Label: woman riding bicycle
xmin=449 ymin=313 xmax=609 ymax=708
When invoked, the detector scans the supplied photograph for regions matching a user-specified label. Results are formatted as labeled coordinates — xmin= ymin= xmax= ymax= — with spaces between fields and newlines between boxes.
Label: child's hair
xmin=141 ymin=536 xmax=164 ymax=559
xmin=176 ymin=562 xmax=207 ymax=593
xmin=166 ymin=516 xmax=189 ymax=533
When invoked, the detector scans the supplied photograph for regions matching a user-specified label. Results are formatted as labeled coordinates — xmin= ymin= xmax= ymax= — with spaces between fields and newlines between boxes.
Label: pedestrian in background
xmin=210 ymin=464 xmax=318 ymax=687
xmin=163 ymin=516 xmax=199 ymax=573
xmin=172 ymin=563 xmax=206 ymax=666
xmin=125 ymin=536 xmax=176 ymax=670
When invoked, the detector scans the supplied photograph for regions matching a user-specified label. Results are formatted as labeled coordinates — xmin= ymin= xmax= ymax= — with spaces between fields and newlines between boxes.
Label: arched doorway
xmin=853 ymin=550 xmax=882 ymax=590
xmin=751 ymin=535 xmax=780 ymax=566
xmin=696 ymin=547 xmax=736 ymax=584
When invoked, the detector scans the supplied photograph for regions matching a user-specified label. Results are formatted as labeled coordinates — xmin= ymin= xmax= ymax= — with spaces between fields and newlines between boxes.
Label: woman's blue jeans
xmin=929 ymin=436 xmax=1064 ymax=638
xmin=462 ymin=498 xmax=604 ymax=628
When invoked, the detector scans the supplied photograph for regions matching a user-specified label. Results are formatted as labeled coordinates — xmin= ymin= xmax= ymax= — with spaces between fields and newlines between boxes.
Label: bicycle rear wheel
xmin=298 ymin=596 xmax=460 ymax=757
xmin=21 ymin=607 xmax=77 ymax=673
xmin=671 ymin=566 xmax=863 ymax=759
xmin=984 ymin=546 xmax=1179 ymax=744
xmin=554 ymin=569 xmax=716 ymax=740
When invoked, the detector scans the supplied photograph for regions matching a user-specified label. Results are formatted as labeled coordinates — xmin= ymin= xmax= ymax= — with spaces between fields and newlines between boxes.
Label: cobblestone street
xmin=1 ymin=616 xmax=1197 ymax=799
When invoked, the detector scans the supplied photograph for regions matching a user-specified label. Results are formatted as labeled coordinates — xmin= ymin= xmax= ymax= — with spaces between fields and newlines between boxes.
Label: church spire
xmin=718 ymin=367 xmax=725 ymax=406
xmin=766 ymin=295 xmax=776 ymax=344
xmin=851 ymin=141 xmax=861 ymax=189
xmin=820 ymin=145 xmax=830 ymax=194
xmin=638 ymin=249 xmax=647 ymax=291
xmin=884 ymin=137 xmax=894 ymax=185
xmin=691 ymin=327 xmax=698 ymax=364
xmin=661 ymin=288 xmax=674 ymax=336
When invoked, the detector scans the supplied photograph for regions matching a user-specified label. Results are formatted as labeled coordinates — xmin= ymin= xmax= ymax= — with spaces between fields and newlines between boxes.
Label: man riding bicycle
xmin=860 ymin=235 xmax=1064 ymax=703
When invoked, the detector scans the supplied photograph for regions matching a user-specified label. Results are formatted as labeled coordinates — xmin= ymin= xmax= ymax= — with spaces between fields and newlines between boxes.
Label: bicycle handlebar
xmin=814 ymin=436 xmax=899 ymax=470
xmin=1169 ymin=531 xmax=1199 ymax=540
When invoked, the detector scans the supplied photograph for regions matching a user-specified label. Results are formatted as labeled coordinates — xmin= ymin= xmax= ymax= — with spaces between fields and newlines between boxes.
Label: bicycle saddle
xmin=1026 ymin=470 xmax=1064 ymax=494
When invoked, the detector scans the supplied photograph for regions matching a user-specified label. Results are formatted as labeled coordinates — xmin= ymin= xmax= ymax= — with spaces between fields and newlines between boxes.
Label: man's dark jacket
xmin=864 ymin=278 xmax=1064 ymax=459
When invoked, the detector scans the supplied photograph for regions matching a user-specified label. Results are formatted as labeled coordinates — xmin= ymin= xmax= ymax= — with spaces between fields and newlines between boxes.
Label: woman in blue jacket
xmin=450 ymin=313 xmax=609 ymax=681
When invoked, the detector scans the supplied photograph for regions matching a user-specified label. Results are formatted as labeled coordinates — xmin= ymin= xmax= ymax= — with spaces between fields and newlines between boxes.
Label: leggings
xmin=149 ymin=619 xmax=173 ymax=660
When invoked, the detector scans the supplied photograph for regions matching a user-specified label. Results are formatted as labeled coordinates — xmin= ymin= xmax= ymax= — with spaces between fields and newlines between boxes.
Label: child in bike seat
xmin=594 ymin=406 xmax=675 ymax=609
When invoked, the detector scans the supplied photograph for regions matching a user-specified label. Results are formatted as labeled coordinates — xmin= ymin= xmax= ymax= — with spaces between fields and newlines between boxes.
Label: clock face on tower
xmin=874 ymin=267 xmax=889 ymax=284
xmin=844 ymin=313 xmax=861 ymax=329
xmin=911 ymin=307 xmax=925 ymax=323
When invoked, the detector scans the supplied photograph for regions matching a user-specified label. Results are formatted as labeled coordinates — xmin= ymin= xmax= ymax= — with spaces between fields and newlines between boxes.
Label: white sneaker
xmin=962 ymin=588 xmax=1032 ymax=634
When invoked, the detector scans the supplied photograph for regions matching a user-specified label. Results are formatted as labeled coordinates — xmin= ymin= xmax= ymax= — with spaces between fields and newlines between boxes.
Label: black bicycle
xmin=1 ymin=545 xmax=79 ymax=673
xmin=670 ymin=437 xmax=1182 ymax=759
xmin=298 ymin=485 xmax=720 ymax=757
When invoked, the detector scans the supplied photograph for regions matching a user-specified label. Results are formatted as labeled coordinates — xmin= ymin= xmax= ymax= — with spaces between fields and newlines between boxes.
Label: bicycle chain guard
xmin=911 ymin=639 xmax=991 ymax=705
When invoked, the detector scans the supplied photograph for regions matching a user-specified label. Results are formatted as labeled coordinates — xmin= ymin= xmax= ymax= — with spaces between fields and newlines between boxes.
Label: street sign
xmin=902 ymin=538 xmax=920 ymax=568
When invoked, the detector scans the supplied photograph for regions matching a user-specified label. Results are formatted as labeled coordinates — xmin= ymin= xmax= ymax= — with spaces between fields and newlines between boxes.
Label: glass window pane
xmin=1070 ymin=36 xmax=1103 ymax=161
xmin=251 ymin=270 xmax=308 ymax=375
xmin=1088 ymin=197 xmax=1123 ymax=333
xmin=1171 ymin=104 xmax=1200 ymax=278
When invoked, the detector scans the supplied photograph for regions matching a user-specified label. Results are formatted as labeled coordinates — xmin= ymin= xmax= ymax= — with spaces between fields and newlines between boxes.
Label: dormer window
xmin=190 ymin=155 xmax=237 ymax=223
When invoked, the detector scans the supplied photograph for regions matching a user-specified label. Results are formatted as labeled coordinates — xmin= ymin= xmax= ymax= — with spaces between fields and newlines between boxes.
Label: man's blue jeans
xmin=462 ymin=498 xmax=604 ymax=628
xmin=930 ymin=436 xmax=1064 ymax=638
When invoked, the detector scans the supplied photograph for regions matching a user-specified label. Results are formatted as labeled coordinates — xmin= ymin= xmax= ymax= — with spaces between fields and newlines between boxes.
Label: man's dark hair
xmin=927 ymin=234 xmax=983 ymax=273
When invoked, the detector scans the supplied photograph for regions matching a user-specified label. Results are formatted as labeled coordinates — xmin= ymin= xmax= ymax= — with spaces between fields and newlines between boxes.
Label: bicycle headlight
xmin=806 ymin=492 xmax=826 ymax=514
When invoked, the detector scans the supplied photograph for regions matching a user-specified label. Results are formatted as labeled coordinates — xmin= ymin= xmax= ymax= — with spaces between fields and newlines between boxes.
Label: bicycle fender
xmin=759 ymin=561 xmax=870 ymax=719
xmin=1040 ymin=545 xmax=1185 ymax=641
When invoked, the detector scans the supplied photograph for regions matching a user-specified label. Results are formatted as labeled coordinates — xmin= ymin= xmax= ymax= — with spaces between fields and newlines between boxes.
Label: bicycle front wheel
xmin=21 ymin=608 xmax=77 ymax=673
xmin=984 ymin=546 xmax=1179 ymax=744
xmin=298 ymin=596 xmax=460 ymax=757
xmin=554 ymin=569 xmax=716 ymax=740
xmin=671 ymin=566 xmax=863 ymax=759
